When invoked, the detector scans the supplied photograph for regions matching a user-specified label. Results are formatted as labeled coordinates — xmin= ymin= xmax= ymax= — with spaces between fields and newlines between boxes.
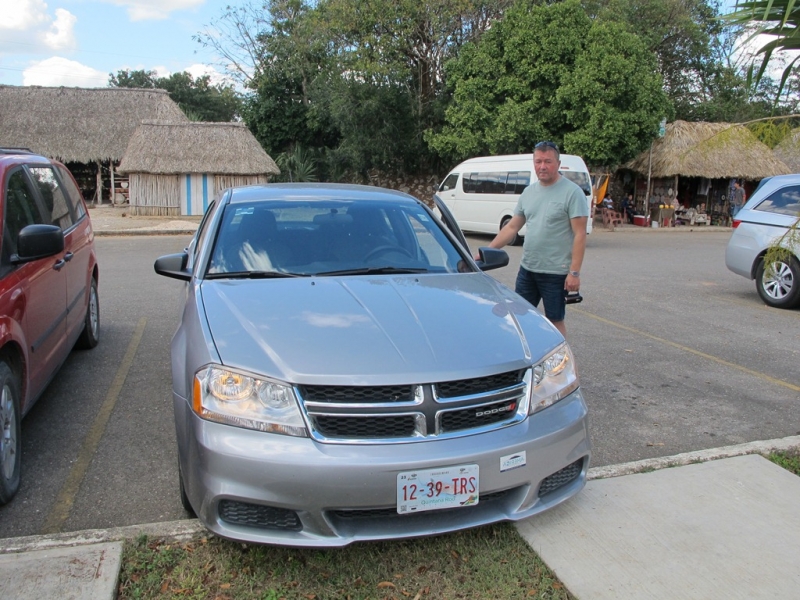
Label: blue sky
xmin=0 ymin=0 xmax=227 ymax=87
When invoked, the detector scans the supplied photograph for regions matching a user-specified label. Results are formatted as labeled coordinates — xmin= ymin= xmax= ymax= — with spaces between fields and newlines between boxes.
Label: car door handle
xmin=53 ymin=259 xmax=66 ymax=271
xmin=63 ymin=252 xmax=74 ymax=262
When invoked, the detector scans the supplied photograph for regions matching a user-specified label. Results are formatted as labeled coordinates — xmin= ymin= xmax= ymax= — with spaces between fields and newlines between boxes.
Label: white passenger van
xmin=436 ymin=153 xmax=594 ymax=243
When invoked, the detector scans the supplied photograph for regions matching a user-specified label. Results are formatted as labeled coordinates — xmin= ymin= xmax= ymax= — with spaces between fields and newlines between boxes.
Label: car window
xmin=207 ymin=199 xmax=465 ymax=276
xmin=193 ymin=199 xmax=218 ymax=261
xmin=438 ymin=173 xmax=459 ymax=192
xmin=54 ymin=164 xmax=87 ymax=220
xmin=754 ymin=185 xmax=800 ymax=217
xmin=27 ymin=166 xmax=74 ymax=230
xmin=3 ymin=169 xmax=47 ymax=263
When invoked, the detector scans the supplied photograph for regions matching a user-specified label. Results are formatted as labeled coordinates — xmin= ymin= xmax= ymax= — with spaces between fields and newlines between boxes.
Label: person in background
xmin=621 ymin=193 xmax=634 ymax=223
xmin=477 ymin=141 xmax=588 ymax=338
xmin=731 ymin=180 xmax=745 ymax=219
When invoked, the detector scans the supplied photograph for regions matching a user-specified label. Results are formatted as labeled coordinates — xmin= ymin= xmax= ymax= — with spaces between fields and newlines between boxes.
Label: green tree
xmin=427 ymin=0 xmax=671 ymax=165
xmin=108 ymin=69 xmax=241 ymax=122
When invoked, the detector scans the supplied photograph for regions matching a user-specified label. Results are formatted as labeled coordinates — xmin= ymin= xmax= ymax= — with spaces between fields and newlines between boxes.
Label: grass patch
xmin=767 ymin=450 xmax=800 ymax=476
xmin=118 ymin=523 xmax=572 ymax=599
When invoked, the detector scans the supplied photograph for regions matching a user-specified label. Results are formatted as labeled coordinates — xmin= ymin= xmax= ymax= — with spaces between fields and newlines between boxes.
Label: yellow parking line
xmin=41 ymin=318 xmax=147 ymax=534
xmin=573 ymin=309 xmax=800 ymax=393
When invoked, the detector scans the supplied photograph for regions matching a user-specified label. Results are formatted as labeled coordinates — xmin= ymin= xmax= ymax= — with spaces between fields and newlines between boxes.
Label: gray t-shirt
xmin=514 ymin=176 xmax=588 ymax=274
xmin=733 ymin=186 xmax=745 ymax=207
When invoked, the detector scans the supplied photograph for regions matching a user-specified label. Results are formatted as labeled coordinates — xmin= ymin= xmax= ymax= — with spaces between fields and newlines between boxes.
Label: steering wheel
xmin=364 ymin=245 xmax=414 ymax=262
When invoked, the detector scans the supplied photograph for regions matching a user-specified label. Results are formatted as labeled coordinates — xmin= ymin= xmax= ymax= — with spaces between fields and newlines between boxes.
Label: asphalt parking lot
xmin=0 ymin=227 xmax=797 ymax=540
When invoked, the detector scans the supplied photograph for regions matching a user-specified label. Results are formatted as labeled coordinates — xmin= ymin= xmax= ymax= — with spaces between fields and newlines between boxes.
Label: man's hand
xmin=565 ymin=273 xmax=580 ymax=292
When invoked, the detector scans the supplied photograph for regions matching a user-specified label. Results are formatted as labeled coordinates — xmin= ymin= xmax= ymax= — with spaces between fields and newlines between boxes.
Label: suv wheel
xmin=756 ymin=256 xmax=800 ymax=308
xmin=0 ymin=361 xmax=21 ymax=504
xmin=76 ymin=277 xmax=100 ymax=349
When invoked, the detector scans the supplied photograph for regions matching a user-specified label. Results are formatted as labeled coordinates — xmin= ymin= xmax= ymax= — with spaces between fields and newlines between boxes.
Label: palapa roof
xmin=118 ymin=121 xmax=279 ymax=176
xmin=0 ymin=85 xmax=188 ymax=163
xmin=773 ymin=128 xmax=800 ymax=173
xmin=626 ymin=120 xmax=791 ymax=180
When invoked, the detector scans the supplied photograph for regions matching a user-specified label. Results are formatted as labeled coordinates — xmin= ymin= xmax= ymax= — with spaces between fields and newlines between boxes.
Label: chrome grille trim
xmin=299 ymin=370 xmax=530 ymax=444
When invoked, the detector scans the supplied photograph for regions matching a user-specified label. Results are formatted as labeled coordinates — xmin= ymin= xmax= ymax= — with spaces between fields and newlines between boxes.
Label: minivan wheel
xmin=501 ymin=216 xmax=522 ymax=246
xmin=755 ymin=256 xmax=800 ymax=308
xmin=76 ymin=277 xmax=99 ymax=349
xmin=0 ymin=361 xmax=21 ymax=505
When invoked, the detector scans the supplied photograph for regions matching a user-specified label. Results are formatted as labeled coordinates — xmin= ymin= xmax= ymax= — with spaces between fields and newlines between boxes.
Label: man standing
xmin=480 ymin=141 xmax=588 ymax=338
xmin=731 ymin=181 xmax=745 ymax=219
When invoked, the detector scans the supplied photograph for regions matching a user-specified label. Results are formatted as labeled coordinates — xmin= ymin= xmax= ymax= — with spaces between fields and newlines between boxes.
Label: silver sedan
xmin=155 ymin=183 xmax=590 ymax=547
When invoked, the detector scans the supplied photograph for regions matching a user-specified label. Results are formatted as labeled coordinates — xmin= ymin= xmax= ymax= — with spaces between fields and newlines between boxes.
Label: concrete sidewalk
xmin=1 ymin=437 xmax=798 ymax=599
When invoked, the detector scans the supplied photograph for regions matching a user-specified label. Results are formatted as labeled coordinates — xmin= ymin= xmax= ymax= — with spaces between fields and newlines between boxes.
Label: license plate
xmin=397 ymin=464 xmax=479 ymax=514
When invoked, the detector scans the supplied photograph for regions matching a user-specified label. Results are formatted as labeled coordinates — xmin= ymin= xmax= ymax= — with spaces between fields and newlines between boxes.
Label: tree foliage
xmin=108 ymin=69 xmax=241 ymax=122
xmin=427 ymin=0 xmax=671 ymax=165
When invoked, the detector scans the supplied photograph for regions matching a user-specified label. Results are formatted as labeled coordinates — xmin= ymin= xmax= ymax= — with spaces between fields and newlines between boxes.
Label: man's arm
xmin=565 ymin=217 xmax=587 ymax=292
xmin=474 ymin=214 xmax=525 ymax=259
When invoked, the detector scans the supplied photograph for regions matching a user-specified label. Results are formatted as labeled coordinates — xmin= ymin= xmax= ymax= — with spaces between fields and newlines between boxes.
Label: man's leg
xmin=536 ymin=272 xmax=569 ymax=338
xmin=515 ymin=266 xmax=542 ymax=308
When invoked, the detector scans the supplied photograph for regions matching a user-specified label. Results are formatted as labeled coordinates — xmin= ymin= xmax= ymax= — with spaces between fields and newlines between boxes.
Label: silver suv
xmin=725 ymin=175 xmax=800 ymax=308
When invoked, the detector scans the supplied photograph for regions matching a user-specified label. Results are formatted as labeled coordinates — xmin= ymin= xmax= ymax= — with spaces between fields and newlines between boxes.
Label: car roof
xmin=227 ymin=183 xmax=421 ymax=205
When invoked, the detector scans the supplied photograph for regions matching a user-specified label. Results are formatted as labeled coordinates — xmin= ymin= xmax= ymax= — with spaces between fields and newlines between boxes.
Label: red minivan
xmin=0 ymin=148 xmax=99 ymax=504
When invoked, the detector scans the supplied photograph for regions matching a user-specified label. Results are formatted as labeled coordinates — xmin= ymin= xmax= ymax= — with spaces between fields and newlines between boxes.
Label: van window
xmin=465 ymin=171 xmax=531 ymax=195
xmin=561 ymin=171 xmax=592 ymax=196
xmin=439 ymin=173 xmax=459 ymax=192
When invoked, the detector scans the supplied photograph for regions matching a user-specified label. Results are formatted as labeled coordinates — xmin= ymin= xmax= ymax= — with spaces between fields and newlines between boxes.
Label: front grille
xmin=331 ymin=489 xmax=512 ymax=520
xmin=311 ymin=414 xmax=417 ymax=438
xmin=435 ymin=370 xmax=525 ymax=398
xmin=538 ymin=459 xmax=583 ymax=497
xmin=218 ymin=500 xmax=302 ymax=531
xmin=299 ymin=385 xmax=413 ymax=403
xmin=440 ymin=399 xmax=519 ymax=432
xmin=300 ymin=369 xmax=527 ymax=442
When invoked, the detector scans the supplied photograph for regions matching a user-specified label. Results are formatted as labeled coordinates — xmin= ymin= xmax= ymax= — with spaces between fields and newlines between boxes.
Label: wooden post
xmin=111 ymin=162 xmax=116 ymax=205
xmin=95 ymin=160 xmax=103 ymax=205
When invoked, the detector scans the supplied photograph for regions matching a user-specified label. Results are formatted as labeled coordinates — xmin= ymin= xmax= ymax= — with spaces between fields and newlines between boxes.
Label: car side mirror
xmin=154 ymin=252 xmax=191 ymax=281
xmin=13 ymin=224 xmax=64 ymax=263
xmin=475 ymin=247 xmax=509 ymax=271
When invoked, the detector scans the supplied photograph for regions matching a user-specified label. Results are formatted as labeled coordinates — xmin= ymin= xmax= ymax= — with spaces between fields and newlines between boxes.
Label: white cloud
xmin=107 ymin=0 xmax=204 ymax=22
xmin=0 ymin=0 xmax=49 ymax=30
xmin=0 ymin=0 xmax=77 ymax=53
xmin=43 ymin=8 xmax=76 ymax=50
xmin=23 ymin=56 xmax=108 ymax=86
xmin=185 ymin=63 xmax=228 ymax=86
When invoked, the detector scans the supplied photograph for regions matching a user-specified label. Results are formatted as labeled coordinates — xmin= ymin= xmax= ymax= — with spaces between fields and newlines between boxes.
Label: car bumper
xmin=175 ymin=388 xmax=590 ymax=547
xmin=725 ymin=229 xmax=759 ymax=279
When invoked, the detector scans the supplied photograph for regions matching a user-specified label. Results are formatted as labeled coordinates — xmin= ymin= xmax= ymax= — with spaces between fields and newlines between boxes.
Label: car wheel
xmin=501 ymin=216 xmax=522 ymax=246
xmin=0 ymin=361 xmax=21 ymax=505
xmin=755 ymin=256 xmax=800 ymax=309
xmin=179 ymin=463 xmax=195 ymax=516
xmin=75 ymin=277 xmax=100 ymax=349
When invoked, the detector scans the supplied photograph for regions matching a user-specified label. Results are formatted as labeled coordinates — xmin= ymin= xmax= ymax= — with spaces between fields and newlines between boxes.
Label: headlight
xmin=193 ymin=366 xmax=307 ymax=437
xmin=529 ymin=343 xmax=579 ymax=414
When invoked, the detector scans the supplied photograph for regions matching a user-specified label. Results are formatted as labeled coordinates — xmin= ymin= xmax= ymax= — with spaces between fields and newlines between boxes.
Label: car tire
xmin=0 ymin=361 xmax=22 ymax=505
xmin=179 ymin=463 xmax=195 ymax=516
xmin=755 ymin=256 xmax=800 ymax=309
xmin=75 ymin=277 xmax=99 ymax=349
xmin=501 ymin=216 xmax=522 ymax=246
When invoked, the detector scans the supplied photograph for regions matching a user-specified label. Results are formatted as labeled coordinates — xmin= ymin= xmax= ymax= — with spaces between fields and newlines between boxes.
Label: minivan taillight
xmin=732 ymin=220 xmax=741 ymax=228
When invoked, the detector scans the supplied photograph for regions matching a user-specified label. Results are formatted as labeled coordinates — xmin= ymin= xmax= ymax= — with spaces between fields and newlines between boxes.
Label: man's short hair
xmin=534 ymin=140 xmax=560 ymax=160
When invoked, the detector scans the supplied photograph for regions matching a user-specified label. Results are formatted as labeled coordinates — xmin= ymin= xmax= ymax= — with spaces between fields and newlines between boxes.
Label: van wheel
xmin=76 ymin=277 xmax=99 ymax=350
xmin=756 ymin=256 xmax=800 ymax=308
xmin=501 ymin=217 xmax=522 ymax=246
xmin=0 ymin=361 xmax=21 ymax=505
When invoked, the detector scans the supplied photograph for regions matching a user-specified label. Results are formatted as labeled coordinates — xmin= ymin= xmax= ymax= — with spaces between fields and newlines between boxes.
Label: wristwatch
xmin=569 ymin=270 xmax=580 ymax=277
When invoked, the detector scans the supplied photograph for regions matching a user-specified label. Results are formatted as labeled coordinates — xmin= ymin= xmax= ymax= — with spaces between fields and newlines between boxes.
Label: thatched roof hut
xmin=118 ymin=121 xmax=279 ymax=216
xmin=626 ymin=120 xmax=791 ymax=180
xmin=0 ymin=85 xmax=188 ymax=163
xmin=118 ymin=121 xmax=279 ymax=176
xmin=773 ymin=128 xmax=800 ymax=173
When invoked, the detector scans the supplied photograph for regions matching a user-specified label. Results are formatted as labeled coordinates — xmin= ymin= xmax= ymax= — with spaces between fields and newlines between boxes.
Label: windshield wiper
xmin=315 ymin=267 xmax=430 ymax=276
xmin=206 ymin=270 xmax=307 ymax=280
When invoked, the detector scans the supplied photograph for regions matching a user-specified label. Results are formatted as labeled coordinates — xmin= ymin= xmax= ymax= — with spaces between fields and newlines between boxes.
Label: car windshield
xmin=206 ymin=198 xmax=469 ymax=277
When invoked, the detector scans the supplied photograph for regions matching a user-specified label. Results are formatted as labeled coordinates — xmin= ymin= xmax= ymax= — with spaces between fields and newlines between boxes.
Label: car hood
xmin=200 ymin=273 xmax=562 ymax=385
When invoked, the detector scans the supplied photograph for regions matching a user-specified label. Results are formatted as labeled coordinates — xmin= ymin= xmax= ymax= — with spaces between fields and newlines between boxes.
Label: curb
xmin=94 ymin=229 xmax=198 ymax=236
xmin=1 ymin=435 xmax=797 ymax=555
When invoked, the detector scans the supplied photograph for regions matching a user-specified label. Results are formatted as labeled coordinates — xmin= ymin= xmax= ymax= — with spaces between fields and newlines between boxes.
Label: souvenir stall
xmin=620 ymin=120 xmax=791 ymax=228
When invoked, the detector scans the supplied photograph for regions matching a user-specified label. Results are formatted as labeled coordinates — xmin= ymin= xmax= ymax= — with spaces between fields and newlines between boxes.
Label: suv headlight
xmin=193 ymin=366 xmax=307 ymax=437
xmin=529 ymin=343 xmax=579 ymax=414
